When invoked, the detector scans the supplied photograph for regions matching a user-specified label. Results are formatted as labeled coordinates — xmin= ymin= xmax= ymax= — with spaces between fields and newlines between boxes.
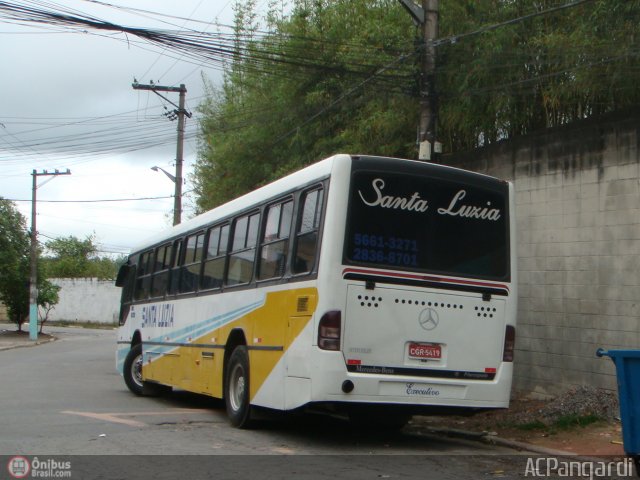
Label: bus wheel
xmin=225 ymin=346 xmax=254 ymax=428
xmin=123 ymin=343 xmax=145 ymax=396
xmin=123 ymin=344 xmax=170 ymax=397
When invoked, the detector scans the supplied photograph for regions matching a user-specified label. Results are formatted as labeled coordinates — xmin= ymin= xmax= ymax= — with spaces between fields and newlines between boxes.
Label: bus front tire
xmin=123 ymin=343 xmax=169 ymax=396
xmin=225 ymin=346 xmax=254 ymax=428
xmin=123 ymin=343 xmax=145 ymax=395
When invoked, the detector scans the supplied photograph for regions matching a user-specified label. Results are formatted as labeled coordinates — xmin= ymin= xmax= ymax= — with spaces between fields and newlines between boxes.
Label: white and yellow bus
xmin=116 ymin=154 xmax=517 ymax=428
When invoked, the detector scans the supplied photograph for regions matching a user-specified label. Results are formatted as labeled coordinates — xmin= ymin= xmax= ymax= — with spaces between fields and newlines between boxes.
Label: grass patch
xmin=552 ymin=414 xmax=601 ymax=430
xmin=512 ymin=414 xmax=602 ymax=434
xmin=43 ymin=320 xmax=117 ymax=330
xmin=515 ymin=420 xmax=547 ymax=431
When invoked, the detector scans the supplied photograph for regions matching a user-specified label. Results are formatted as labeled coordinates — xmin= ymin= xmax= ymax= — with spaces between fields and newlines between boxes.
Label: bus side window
xmin=227 ymin=212 xmax=260 ymax=286
xmin=293 ymin=187 xmax=324 ymax=274
xmin=258 ymin=199 xmax=293 ymax=280
xmin=179 ymin=232 xmax=205 ymax=294
xmin=134 ymin=250 xmax=153 ymax=300
xmin=117 ymin=261 xmax=136 ymax=325
xmin=202 ymin=224 xmax=229 ymax=290
xmin=168 ymin=239 xmax=183 ymax=295
xmin=150 ymin=243 xmax=171 ymax=298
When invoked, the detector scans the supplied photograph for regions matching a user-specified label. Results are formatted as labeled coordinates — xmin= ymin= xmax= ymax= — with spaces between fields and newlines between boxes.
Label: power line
xmin=2 ymin=0 xmax=633 ymax=164
xmin=0 ymin=1 xmax=414 ymax=85
xmin=6 ymin=194 xmax=176 ymax=203
xmin=434 ymin=0 xmax=598 ymax=47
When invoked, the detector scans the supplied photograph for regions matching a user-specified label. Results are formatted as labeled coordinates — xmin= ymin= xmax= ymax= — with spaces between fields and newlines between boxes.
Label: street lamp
xmin=151 ymin=166 xmax=176 ymax=183
xmin=151 ymin=166 xmax=181 ymax=226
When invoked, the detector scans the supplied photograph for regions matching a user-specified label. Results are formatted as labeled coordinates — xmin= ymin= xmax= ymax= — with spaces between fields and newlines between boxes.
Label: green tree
xmin=37 ymin=280 xmax=60 ymax=334
xmin=0 ymin=198 xmax=30 ymax=328
xmin=434 ymin=0 xmax=640 ymax=150
xmin=195 ymin=0 xmax=416 ymax=211
xmin=42 ymin=235 xmax=122 ymax=280
xmin=0 ymin=198 xmax=59 ymax=330
xmin=195 ymin=0 xmax=640 ymax=209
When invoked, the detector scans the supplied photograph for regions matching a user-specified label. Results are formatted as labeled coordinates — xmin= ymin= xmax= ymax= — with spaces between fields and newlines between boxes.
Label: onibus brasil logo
xmin=7 ymin=457 xmax=30 ymax=479
xmin=7 ymin=456 xmax=72 ymax=478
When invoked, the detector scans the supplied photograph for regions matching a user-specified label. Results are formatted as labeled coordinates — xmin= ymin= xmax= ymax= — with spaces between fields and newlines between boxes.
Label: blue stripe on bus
xmin=142 ymin=299 xmax=265 ymax=359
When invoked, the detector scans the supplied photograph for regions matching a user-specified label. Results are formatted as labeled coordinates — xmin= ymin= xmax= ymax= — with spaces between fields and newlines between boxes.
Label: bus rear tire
xmin=225 ymin=346 xmax=254 ymax=428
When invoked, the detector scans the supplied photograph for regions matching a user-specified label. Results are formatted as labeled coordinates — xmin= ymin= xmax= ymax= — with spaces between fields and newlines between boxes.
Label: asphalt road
xmin=0 ymin=326 xmax=547 ymax=479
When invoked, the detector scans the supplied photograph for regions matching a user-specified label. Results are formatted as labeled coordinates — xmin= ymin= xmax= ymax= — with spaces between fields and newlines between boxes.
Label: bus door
xmin=286 ymin=289 xmax=318 ymax=379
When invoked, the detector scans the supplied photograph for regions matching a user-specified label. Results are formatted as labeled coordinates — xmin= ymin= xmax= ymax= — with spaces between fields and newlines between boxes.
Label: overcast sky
xmin=0 ymin=0 xmax=260 ymax=257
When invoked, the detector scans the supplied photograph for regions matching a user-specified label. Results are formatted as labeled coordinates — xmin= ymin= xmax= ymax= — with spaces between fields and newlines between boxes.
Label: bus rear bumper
xmin=307 ymin=360 xmax=513 ymax=411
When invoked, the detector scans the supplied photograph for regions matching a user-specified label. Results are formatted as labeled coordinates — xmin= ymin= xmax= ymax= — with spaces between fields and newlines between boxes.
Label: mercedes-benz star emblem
xmin=419 ymin=308 xmax=439 ymax=331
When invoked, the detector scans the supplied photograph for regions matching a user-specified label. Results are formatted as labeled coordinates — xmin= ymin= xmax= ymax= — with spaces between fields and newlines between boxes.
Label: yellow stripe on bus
xmin=142 ymin=287 xmax=318 ymax=402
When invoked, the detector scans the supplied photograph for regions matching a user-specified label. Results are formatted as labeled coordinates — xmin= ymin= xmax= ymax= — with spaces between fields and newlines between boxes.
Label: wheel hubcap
xmin=229 ymin=364 xmax=245 ymax=412
xmin=131 ymin=353 xmax=143 ymax=388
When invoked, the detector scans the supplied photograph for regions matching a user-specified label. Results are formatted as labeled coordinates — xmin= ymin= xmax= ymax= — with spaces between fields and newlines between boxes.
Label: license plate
xmin=408 ymin=343 xmax=441 ymax=359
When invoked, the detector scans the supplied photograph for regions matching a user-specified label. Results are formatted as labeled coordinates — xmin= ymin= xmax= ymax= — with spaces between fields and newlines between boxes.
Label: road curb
xmin=422 ymin=426 xmax=579 ymax=457
xmin=0 ymin=335 xmax=57 ymax=352
xmin=481 ymin=433 xmax=577 ymax=456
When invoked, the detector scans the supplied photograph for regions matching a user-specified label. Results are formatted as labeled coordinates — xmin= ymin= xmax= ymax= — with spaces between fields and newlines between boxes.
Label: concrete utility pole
xmin=398 ymin=0 xmax=440 ymax=161
xmin=29 ymin=169 xmax=71 ymax=341
xmin=132 ymin=82 xmax=190 ymax=226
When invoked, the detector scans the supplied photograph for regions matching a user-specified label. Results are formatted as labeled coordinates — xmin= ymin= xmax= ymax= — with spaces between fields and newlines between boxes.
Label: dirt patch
xmin=412 ymin=386 xmax=625 ymax=456
xmin=0 ymin=328 xmax=54 ymax=342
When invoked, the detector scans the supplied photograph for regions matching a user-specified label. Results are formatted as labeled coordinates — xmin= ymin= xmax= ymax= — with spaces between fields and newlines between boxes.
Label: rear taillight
xmin=503 ymin=325 xmax=516 ymax=362
xmin=318 ymin=310 xmax=341 ymax=351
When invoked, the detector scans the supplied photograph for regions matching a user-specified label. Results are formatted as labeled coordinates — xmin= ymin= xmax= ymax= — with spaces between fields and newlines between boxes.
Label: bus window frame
xmin=134 ymin=249 xmax=154 ymax=301
xmin=257 ymin=196 xmax=294 ymax=282
xmin=167 ymin=238 xmax=183 ymax=296
xmin=226 ymin=211 xmax=261 ymax=288
xmin=343 ymin=166 xmax=511 ymax=283
xmin=150 ymin=242 xmax=172 ymax=299
xmin=291 ymin=185 xmax=325 ymax=277
xmin=200 ymin=222 xmax=230 ymax=292
xmin=178 ymin=231 xmax=205 ymax=295
xmin=123 ymin=177 xmax=330 ymax=305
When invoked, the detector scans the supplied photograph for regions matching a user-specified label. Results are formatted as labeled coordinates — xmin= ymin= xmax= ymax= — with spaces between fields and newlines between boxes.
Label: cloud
xmin=0 ymin=0 xmax=230 ymax=254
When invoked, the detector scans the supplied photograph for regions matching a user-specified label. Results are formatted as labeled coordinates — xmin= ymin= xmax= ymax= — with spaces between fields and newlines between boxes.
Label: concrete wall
xmin=443 ymin=109 xmax=640 ymax=397
xmin=45 ymin=278 xmax=120 ymax=325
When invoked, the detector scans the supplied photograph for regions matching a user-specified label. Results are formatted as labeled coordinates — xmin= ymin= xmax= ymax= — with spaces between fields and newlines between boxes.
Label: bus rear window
xmin=345 ymin=171 xmax=509 ymax=280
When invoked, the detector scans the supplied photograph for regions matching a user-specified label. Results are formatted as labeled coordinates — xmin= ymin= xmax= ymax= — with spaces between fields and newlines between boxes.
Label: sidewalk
xmin=0 ymin=324 xmax=626 ymax=458
xmin=0 ymin=324 xmax=56 ymax=351
xmin=411 ymin=386 xmax=625 ymax=458
xmin=410 ymin=413 xmax=625 ymax=458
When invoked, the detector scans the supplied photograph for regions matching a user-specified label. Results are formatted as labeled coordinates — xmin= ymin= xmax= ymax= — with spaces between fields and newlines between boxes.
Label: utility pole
xmin=132 ymin=81 xmax=191 ymax=226
xmin=398 ymin=0 xmax=440 ymax=161
xmin=29 ymin=169 xmax=71 ymax=341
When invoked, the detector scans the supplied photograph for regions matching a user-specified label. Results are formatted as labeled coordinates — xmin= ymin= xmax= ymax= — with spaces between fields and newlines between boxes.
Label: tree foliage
xmin=195 ymin=0 xmax=417 ymax=211
xmin=195 ymin=0 xmax=640 ymax=209
xmin=42 ymin=235 xmax=123 ymax=280
xmin=437 ymin=0 xmax=640 ymax=150
xmin=37 ymin=280 xmax=60 ymax=333
xmin=0 ymin=198 xmax=58 ymax=329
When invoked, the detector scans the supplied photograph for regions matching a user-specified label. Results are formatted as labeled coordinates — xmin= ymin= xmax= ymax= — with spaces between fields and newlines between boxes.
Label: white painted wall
xmin=44 ymin=278 xmax=120 ymax=324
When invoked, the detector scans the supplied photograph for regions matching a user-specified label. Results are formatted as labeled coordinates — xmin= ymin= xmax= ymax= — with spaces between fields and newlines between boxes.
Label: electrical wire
xmin=6 ymin=194 xmax=176 ymax=203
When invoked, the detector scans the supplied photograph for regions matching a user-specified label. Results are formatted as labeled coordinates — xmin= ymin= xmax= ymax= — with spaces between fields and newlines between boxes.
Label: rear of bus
xmin=312 ymin=155 xmax=516 ymax=416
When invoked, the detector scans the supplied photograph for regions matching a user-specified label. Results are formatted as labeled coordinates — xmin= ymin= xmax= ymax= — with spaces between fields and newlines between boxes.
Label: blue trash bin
xmin=597 ymin=348 xmax=640 ymax=474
